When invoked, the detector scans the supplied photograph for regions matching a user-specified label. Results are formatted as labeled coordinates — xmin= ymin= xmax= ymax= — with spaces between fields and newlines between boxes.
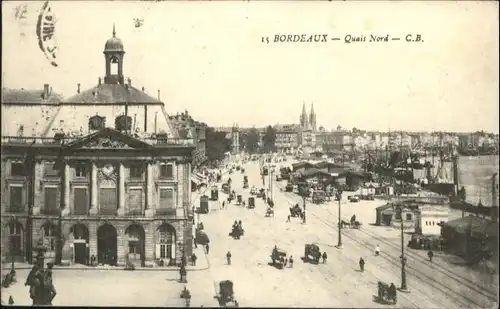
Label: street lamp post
xmin=336 ymin=190 xmax=343 ymax=249
xmin=302 ymin=195 xmax=307 ymax=223
xmin=178 ymin=241 xmax=186 ymax=267
xmin=400 ymin=209 xmax=408 ymax=291
xmin=395 ymin=204 xmax=409 ymax=292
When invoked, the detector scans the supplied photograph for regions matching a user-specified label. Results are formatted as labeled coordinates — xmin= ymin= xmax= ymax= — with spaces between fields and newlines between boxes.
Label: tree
xmin=245 ymin=128 xmax=260 ymax=154
xmin=205 ymin=127 xmax=231 ymax=162
xmin=262 ymin=125 xmax=277 ymax=153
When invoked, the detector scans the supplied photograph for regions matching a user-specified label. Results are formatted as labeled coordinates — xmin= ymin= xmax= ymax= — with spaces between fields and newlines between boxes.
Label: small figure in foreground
xmin=359 ymin=257 xmax=365 ymax=272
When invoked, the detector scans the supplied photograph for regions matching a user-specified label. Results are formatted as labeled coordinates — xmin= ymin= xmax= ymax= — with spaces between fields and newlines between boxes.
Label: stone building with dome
xmin=1 ymin=26 xmax=195 ymax=267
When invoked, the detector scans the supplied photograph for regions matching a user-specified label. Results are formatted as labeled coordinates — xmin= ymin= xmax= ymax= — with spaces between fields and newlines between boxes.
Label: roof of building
xmin=443 ymin=216 xmax=498 ymax=237
xmin=2 ymin=101 xmax=179 ymax=138
xmin=63 ymin=84 xmax=161 ymax=104
xmin=2 ymin=87 xmax=63 ymax=104
xmin=292 ymin=161 xmax=316 ymax=169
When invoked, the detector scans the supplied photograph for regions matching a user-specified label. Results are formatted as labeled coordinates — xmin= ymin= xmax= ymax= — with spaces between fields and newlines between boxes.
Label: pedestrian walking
xmin=191 ymin=253 xmax=197 ymax=266
xmin=359 ymin=257 xmax=365 ymax=272
xmin=193 ymin=238 xmax=197 ymax=249
xmin=286 ymin=215 xmax=291 ymax=223
xmin=205 ymin=244 xmax=210 ymax=255
xmin=289 ymin=256 xmax=294 ymax=268
xmin=43 ymin=262 xmax=56 ymax=305
xmin=226 ymin=251 xmax=232 ymax=265
xmin=375 ymin=245 xmax=380 ymax=256
xmin=222 ymin=201 xmax=225 ymax=209
xmin=322 ymin=252 xmax=328 ymax=264
xmin=284 ymin=257 xmax=288 ymax=267
xmin=428 ymin=250 xmax=434 ymax=262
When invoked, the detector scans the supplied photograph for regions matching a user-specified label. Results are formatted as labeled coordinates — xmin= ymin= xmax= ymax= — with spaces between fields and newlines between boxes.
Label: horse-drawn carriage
xmin=256 ymin=188 xmax=265 ymax=198
xmin=265 ymin=207 xmax=274 ymax=217
xmin=377 ymin=281 xmax=397 ymax=304
xmin=229 ymin=224 xmax=244 ymax=239
xmin=250 ymin=187 xmax=258 ymax=195
xmin=289 ymin=204 xmax=303 ymax=218
xmin=339 ymin=220 xmax=362 ymax=229
xmin=312 ymin=191 xmax=326 ymax=204
xmin=248 ymin=197 xmax=255 ymax=209
xmin=243 ymin=183 xmax=249 ymax=189
xmin=216 ymin=280 xmax=238 ymax=307
xmin=270 ymin=247 xmax=287 ymax=269
xmin=304 ymin=244 xmax=321 ymax=264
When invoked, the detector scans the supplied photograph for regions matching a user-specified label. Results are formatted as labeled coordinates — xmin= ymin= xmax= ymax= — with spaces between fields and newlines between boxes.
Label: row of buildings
xmin=1 ymin=27 xmax=207 ymax=267
xmin=238 ymin=105 xmax=499 ymax=154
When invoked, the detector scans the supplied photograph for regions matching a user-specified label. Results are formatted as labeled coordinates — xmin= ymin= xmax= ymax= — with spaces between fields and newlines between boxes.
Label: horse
xmin=340 ymin=220 xmax=351 ymax=228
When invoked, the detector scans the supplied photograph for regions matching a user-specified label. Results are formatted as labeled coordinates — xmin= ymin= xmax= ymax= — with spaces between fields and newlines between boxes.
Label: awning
xmin=191 ymin=172 xmax=207 ymax=186
xmin=191 ymin=177 xmax=200 ymax=186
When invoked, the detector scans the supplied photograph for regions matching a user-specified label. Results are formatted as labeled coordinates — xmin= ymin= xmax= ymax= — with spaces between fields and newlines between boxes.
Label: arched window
xmin=156 ymin=225 xmax=176 ymax=260
xmin=42 ymin=223 xmax=56 ymax=251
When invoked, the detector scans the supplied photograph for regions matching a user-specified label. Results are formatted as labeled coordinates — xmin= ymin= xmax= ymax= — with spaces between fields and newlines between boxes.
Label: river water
xmin=458 ymin=155 xmax=499 ymax=207
xmin=411 ymin=155 xmax=499 ymax=206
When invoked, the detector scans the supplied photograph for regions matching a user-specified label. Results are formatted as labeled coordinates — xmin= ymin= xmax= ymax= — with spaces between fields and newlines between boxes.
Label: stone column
xmin=145 ymin=162 xmax=153 ymax=217
xmin=118 ymin=163 xmax=125 ymax=215
xmin=62 ymin=162 xmax=70 ymax=216
xmin=90 ymin=162 xmax=98 ymax=215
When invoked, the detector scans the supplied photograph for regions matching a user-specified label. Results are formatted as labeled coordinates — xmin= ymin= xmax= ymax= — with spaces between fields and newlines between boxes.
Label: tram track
xmin=318 ymin=204 xmax=498 ymax=301
xmin=274 ymin=181 xmax=496 ymax=308
xmin=269 ymin=183 xmax=423 ymax=308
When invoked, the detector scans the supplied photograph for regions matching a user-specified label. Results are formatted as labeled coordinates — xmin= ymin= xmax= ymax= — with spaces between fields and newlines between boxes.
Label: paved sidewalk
xmin=1 ymin=250 xmax=209 ymax=272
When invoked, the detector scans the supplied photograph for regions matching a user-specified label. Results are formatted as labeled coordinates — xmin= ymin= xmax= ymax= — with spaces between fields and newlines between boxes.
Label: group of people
xmin=25 ymin=259 xmax=57 ymax=305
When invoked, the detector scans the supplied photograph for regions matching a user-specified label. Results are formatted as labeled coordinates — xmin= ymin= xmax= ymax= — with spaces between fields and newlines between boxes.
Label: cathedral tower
xmin=309 ymin=103 xmax=317 ymax=132
xmin=300 ymin=103 xmax=309 ymax=129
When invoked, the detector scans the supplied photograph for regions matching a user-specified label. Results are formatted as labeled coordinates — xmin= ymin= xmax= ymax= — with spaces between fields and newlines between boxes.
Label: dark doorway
xmin=97 ymin=224 xmax=117 ymax=265
xmin=125 ymin=224 xmax=145 ymax=267
xmin=382 ymin=214 xmax=392 ymax=226
xmin=74 ymin=242 xmax=87 ymax=264
xmin=71 ymin=224 xmax=89 ymax=265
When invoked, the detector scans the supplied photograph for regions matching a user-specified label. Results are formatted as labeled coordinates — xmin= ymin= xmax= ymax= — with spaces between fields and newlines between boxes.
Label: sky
xmin=2 ymin=0 xmax=499 ymax=133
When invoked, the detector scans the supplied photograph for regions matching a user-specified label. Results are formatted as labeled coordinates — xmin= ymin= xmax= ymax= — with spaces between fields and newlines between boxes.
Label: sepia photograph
xmin=1 ymin=0 xmax=498 ymax=307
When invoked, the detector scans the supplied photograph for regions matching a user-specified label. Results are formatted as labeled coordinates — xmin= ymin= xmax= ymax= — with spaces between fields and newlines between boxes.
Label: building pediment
xmin=65 ymin=128 xmax=154 ymax=150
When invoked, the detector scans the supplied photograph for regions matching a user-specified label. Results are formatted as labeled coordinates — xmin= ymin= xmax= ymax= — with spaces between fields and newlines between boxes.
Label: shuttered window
xmin=9 ymin=186 xmax=24 ymax=212
xmin=159 ymin=188 xmax=174 ymax=209
xmin=100 ymin=188 xmax=117 ymax=215
xmin=44 ymin=187 xmax=59 ymax=215
xmin=127 ymin=189 xmax=143 ymax=215
xmin=74 ymin=188 xmax=88 ymax=215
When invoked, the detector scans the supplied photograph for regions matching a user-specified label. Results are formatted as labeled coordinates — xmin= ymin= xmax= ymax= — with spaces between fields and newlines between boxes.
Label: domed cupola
xmin=103 ymin=24 xmax=125 ymax=85
xmin=104 ymin=24 xmax=124 ymax=53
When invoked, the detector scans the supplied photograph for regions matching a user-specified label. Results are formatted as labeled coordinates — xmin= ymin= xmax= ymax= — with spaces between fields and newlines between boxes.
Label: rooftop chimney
xmin=77 ymin=83 xmax=81 ymax=94
xmin=43 ymin=84 xmax=49 ymax=99
xmin=127 ymin=78 xmax=132 ymax=86
xmin=98 ymin=77 xmax=102 ymax=86
xmin=142 ymin=86 xmax=145 ymax=92
xmin=157 ymin=89 xmax=160 ymax=100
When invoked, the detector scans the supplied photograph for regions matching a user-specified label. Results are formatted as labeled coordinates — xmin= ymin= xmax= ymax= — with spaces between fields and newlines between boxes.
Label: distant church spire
xmin=300 ymin=102 xmax=309 ymax=129
xmin=309 ymin=102 xmax=316 ymax=132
